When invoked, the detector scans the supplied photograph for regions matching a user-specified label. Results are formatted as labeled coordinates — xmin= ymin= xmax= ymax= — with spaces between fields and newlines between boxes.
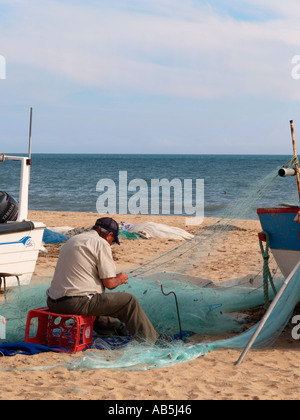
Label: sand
xmin=0 ymin=210 xmax=299 ymax=401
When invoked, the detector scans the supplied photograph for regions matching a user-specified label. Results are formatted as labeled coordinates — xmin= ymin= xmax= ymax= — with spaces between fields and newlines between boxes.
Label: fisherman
xmin=46 ymin=217 xmax=160 ymax=344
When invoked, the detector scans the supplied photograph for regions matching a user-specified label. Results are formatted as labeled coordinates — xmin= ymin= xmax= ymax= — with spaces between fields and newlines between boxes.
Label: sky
xmin=1 ymin=0 xmax=300 ymax=154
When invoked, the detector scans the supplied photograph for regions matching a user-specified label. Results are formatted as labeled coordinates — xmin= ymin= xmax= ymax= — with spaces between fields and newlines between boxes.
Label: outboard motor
xmin=0 ymin=191 xmax=18 ymax=223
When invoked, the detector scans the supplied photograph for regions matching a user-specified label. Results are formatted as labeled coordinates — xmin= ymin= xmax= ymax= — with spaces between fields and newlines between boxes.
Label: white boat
xmin=0 ymin=110 xmax=45 ymax=290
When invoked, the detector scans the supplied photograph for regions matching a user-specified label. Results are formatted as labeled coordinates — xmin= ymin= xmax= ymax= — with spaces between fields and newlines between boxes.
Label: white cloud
xmin=1 ymin=0 xmax=300 ymax=100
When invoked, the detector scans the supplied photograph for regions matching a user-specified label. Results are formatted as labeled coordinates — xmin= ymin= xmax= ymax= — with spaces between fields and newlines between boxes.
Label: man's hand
xmin=116 ymin=272 xmax=128 ymax=285
xmin=102 ymin=272 xmax=129 ymax=290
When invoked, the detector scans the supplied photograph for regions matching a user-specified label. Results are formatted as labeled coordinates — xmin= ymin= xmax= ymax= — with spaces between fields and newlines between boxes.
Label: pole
xmin=17 ymin=157 xmax=29 ymax=221
xmin=28 ymin=107 xmax=33 ymax=159
xmin=235 ymin=259 xmax=300 ymax=366
xmin=27 ymin=107 xmax=33 ymax=186
xmin=290 ymin=120 xmax=300 ymax=201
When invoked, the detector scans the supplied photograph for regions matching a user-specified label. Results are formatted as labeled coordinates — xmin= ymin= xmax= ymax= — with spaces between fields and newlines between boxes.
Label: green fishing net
xmin=0 ymin=273 xmax=282 ymax=344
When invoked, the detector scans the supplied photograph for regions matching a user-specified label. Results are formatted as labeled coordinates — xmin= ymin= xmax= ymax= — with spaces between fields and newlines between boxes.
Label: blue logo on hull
xmin=0 ymin=236 xmax=34 ymax=248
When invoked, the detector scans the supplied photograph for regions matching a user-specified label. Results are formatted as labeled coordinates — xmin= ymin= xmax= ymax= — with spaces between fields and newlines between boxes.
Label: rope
xmin=259 ymin=231 xmax=277 ymax=309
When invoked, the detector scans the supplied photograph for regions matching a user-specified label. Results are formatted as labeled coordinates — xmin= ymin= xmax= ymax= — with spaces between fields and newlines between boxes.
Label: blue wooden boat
xmin=257 ymin=205 xmax=300 ymax=278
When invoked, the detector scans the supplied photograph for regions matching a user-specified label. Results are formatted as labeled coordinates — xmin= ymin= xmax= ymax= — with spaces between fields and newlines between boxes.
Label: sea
xmin=0 ymin=154 xmax=298 ymax=221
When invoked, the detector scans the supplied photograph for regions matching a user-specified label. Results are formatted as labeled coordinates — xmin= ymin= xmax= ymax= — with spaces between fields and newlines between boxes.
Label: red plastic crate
xmin=25 ymin=307 xmax=95 ymax=353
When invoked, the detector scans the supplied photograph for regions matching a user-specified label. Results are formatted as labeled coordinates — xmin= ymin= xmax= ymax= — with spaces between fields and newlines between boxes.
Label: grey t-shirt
xmin=47 ymin=230 xmax=117 ymax=299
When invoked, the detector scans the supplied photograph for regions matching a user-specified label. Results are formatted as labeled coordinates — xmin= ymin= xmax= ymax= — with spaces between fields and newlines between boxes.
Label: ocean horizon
xmin=0 ymin=153 xmax=298 ymax=221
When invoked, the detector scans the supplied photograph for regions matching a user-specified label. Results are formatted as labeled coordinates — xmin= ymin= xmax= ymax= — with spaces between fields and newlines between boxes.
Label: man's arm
xmin=102 ymin=272 xmax=128 ymax=290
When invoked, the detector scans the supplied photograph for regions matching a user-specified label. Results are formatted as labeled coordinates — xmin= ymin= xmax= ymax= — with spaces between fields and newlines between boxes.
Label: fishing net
xmin=0 ymin=274 xmax=283 ymax=343
xmin=127 ymin=160 xmax=290 ymax=281
xmin=0 ymin=156 xmax=299 ymax=371
xmin=67 ymin=265 xmax=299 ymax=372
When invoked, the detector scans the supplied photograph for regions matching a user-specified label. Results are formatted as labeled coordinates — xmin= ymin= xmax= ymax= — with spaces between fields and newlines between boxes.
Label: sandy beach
xmin=0 ymin=210 xmax=299 ymax=401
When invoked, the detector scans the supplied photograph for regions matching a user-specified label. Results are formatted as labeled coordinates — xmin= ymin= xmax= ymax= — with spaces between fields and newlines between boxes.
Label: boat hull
xmin=0 ymin=221 xmax=45 ymax=288
xmin=257 ymin=207 xmax=300 ymax=278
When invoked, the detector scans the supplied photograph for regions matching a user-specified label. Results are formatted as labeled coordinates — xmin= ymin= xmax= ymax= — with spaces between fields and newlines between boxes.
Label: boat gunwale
xmin=257 ymin=207 xmax=300 ymax=215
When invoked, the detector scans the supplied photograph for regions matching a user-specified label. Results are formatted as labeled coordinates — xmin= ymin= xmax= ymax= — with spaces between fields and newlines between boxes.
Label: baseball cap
xmin=94 ymin=217 xmax=120 ymax=245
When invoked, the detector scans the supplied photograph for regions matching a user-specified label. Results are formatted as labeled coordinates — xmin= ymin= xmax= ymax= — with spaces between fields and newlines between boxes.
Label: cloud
xmin=0 ymin=0 xmax=300 ymax=102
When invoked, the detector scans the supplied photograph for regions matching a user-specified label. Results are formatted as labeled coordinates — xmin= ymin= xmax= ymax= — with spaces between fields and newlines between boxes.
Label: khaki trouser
xmin=47 ymin=291 xmax=159 ymax=344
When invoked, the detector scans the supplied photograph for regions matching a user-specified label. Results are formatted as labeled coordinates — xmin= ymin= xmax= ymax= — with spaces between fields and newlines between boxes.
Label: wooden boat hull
xmin=257 ymin=207 xmax=300 ymax=278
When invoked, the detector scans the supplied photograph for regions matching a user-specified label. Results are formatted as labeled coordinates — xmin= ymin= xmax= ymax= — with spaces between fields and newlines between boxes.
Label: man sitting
xmin=46 ymin=217 xmax=159 ymax=343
